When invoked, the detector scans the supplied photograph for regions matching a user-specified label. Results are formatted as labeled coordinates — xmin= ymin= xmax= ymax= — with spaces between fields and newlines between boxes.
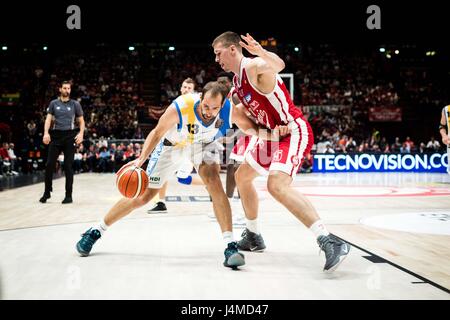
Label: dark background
xmin=1 ymin=1 xmax=449 ymax=44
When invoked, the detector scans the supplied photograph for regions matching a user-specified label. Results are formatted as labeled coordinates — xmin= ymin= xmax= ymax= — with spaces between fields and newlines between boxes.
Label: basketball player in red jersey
xmin=213 ymin=32 xmax=351 ymax=272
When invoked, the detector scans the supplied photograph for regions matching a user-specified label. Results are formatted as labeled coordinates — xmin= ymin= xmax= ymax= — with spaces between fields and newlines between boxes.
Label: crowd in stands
xmin=282 ymin=44 xmax=400 ymax=108
xmin=44 ymin=49 xmax=144 ymax=140
xmin=313 ymin=130 xmax=443 ymax=155
xmin=1 ymin=42 xmax=449 ymax=177
xmin=0 ymin=138 xmax=146 ymax=176
xmin=157 ymin=48 xmax=221 ymax=104
xmin=71 ymin=140 xmax=142 ymax=173
xmin=1 ymin=46 xmax=147 ymax=175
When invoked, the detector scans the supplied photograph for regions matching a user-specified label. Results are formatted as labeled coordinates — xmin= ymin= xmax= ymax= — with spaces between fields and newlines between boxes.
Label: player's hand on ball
xmin=130 ymin=158 xmax=144 ymax=168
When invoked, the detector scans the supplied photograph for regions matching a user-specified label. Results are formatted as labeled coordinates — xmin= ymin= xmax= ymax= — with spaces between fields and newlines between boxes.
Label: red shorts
xmin=230 ymin=135 xmax=257 ymax=162
xmin=245 ymin=118 xmax=314 ymax=177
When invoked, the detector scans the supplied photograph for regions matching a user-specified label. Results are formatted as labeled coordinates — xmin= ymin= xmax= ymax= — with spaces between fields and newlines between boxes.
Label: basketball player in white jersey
xmin=76 ymin=81 xmax=289 ymax=269
xmin=203 ymin=73 xmax=246 ymax=226
xmin=212 ymin=31 xmax=351 ymax=272
xmin=439 ymin=105 xmax=450 ymax=174
xmin=149 ymin=77 xmax=203 ymax=213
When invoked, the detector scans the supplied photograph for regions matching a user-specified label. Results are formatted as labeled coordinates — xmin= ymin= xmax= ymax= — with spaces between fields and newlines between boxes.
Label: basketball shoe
xmin=317 ymin=234 xmax=351 ymax=272
xmin=76 ymin=228 xmax=101 ymax=257
xmin=148 ymin=201 xmax=167 ymax=213
xmin=237 ymin=228 xmax=266 ymax=252
xmin=223 ymin=241 xmax=245 ymax=269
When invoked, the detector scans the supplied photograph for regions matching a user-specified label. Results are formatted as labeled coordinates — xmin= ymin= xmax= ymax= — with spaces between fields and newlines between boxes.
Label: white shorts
xmin=229 ymin=135 xmax=258 ymax=163
xmin=176 ymin=160 xmax=194 ymax=179
xmin=146 ymin=139 xmax=222 ymax=188
xmin=244 ymin=118 xmax=314 ymax=177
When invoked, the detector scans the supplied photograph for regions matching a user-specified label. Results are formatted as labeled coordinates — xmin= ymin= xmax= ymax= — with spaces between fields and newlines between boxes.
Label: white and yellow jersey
xmin=164 ymin=93 xmax=233 ymax=147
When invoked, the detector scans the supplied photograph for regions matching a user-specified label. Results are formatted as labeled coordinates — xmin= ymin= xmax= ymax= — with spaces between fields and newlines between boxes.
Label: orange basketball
xmin=116 ymin=163 xmax=148 ymax=199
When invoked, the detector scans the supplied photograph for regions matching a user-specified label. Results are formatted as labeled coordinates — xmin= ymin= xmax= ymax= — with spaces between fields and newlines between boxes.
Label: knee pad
xmin=177 ymin=176 xmax=192 ymax=185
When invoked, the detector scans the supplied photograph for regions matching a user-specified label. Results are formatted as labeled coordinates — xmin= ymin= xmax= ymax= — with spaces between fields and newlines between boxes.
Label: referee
xmin=39 ymin=81 xmax=85 ymax=203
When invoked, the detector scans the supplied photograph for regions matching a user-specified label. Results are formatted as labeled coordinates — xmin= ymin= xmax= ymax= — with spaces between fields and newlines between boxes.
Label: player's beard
xmin=202 ymin=109 xmax=216 ymax=121
xmin=202 ymin=112 xmax=211 ymax=120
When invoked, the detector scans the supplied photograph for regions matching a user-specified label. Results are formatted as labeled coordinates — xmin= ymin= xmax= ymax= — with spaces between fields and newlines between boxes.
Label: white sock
xmin=246 ymin=218 xmax=259 ymax=234
xmin=223 ymin=231 xmax=234 ymax=246
xmin=309 ymin=220 xmax=330 ymax=238
xmin=94 ymin=220 xmax=109 ymax=236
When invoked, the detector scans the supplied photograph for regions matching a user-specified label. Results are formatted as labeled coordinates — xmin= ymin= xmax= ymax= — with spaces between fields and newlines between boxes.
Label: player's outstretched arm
xmin=134 ymin=105 xmax=179 ymax=167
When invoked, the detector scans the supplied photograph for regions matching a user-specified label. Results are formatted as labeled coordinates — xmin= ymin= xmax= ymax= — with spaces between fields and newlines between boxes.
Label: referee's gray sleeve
xmin=75 ymin=101 xmax=83 ymax=117
xmin=47 ymin=101 xmax=55 ymax=115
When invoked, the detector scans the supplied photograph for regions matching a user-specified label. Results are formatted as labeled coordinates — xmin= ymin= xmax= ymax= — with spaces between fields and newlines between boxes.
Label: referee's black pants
xmin=44 ymin=130 xmax=77 ymax=196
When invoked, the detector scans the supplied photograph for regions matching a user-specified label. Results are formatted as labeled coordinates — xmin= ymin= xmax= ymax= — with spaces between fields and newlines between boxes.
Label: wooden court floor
xmin=0 ymin=172 xmax=449 ymax=299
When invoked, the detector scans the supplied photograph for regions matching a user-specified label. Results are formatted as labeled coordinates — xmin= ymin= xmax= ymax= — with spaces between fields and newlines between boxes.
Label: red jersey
xmin=232 ymin=57 xmax=304 ymax=130
xmin=0 ymin=148 xmax=9 ymax=160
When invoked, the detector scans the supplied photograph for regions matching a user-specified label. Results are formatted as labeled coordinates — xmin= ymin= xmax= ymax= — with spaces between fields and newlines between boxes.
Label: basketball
xmin=115 ymin=163 xmax=148 ymax=199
